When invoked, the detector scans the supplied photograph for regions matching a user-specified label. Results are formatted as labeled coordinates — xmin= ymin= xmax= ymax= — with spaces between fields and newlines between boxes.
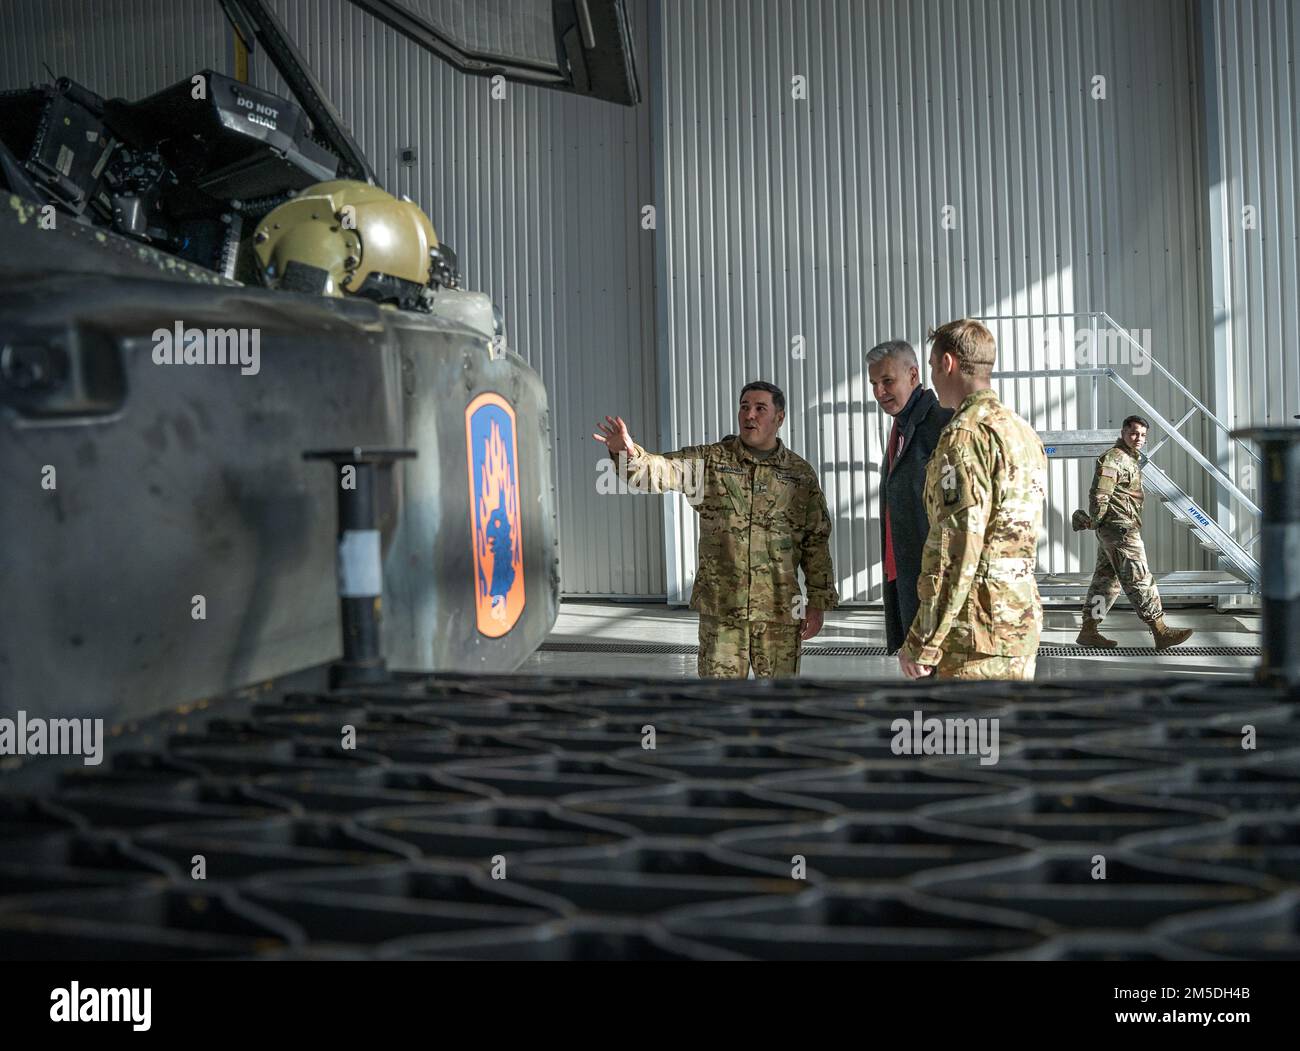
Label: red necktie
xmin=884 ymin=418 xmax=900 ymax=582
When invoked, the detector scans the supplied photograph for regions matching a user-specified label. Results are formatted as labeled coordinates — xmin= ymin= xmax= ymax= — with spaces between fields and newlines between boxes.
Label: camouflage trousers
xmin=1084 ymin=521 xmax=1163 ymax=624
xmin=934 ymin=650 xmax=1037 ymax=681
xmin=698 ymin=614 xmax=801 ymax=679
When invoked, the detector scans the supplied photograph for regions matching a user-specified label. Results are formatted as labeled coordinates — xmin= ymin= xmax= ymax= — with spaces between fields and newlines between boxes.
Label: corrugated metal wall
xmin=0 ymin=0 xmax=231 ymax=97
xmin=651 ymin=0 xmax=1211 ymax=604
xmin=8 ymin=0 xmax=1279 ymax=608
xmin=1206 ymin=0 xmax=1300 ymax=511
xmin=1 ymin=0 xmax=664 ymax=598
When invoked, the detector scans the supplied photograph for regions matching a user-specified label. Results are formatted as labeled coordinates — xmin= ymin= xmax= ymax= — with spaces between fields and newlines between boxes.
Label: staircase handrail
xmin=975 ymin=311 xmax=1261 ymax=518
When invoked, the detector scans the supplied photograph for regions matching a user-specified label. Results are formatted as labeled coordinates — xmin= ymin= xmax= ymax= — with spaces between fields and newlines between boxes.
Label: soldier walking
xmin=898 ymin=319 xmax=1048 ymax=681
xmin=1072 ymin=416 xmax=1194 ymax=649
xmin=594 ymin=381 xmax=838 ymax=678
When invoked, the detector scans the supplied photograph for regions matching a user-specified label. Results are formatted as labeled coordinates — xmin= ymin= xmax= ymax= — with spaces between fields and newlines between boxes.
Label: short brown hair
xmin=927 ymin=319 xmax=996 ymax=378
xmin=740 ymin=380 xmax=785 ymax=413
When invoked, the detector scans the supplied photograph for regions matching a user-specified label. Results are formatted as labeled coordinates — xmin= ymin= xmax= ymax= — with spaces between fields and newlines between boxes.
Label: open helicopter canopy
xmin=217 ymin=0 xmax=639 ymax=182
xmin=221 ymin=0 xmax=640 ymax=131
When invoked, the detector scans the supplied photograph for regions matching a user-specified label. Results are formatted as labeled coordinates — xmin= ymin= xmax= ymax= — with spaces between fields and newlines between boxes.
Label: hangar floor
xmin=5 ymin=600 xmax=1293 ymax=962
xmin=521 ymin=600 xmax=1262 ymax=680
xmin=3 ymin=665 xmax=1297 ymax=960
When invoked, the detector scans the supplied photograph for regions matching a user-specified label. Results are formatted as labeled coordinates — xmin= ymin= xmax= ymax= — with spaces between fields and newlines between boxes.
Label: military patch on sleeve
xmin=1100 ymin=467 xmax=1118 ymax=479
xmin=943 ymin=474 xmax=963 ymax=505
xmin=938 ymin=455 xmax=964 ymax=505
xmin=925 ymin=438 xmax=991 ymax=524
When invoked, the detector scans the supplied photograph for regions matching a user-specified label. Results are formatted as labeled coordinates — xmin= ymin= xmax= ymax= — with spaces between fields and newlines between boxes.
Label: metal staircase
xmin=1037 ymin=429 xmax=1258 ymax=597
xmin=976 ymin=311 xmax=1261 ymax=600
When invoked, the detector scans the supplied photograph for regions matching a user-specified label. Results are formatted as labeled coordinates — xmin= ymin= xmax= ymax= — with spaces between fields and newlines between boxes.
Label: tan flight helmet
xmin=253 ymin=179 xmax=439 ymax=307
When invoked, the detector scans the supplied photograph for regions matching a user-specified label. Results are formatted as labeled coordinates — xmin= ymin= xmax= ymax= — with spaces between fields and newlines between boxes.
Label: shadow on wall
xmin=802 ymin=395 xmax=874 ymax=603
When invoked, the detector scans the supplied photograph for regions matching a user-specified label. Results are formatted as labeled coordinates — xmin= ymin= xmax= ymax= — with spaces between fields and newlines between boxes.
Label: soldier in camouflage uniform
xmin=1072 ymin=416 xmax=1194 ymax=649
xmin=899 ymin=320 xmax=1048 ymax=681
xmin=594 ymin=381 xmax=839 ymax=678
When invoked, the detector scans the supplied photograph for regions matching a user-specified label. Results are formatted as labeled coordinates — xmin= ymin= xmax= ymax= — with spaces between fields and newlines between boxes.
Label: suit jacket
xmin=879 ymin=387 xmax=953 ymax=650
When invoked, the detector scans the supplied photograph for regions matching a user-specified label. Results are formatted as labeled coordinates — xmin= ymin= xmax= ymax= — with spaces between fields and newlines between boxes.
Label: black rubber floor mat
xmin=2 ymin=672 xmax=1298 ymax=959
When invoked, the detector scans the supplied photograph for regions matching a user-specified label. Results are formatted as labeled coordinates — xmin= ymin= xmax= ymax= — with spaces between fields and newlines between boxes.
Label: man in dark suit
xmin=868 ymin=339 xmax=954 ymax=653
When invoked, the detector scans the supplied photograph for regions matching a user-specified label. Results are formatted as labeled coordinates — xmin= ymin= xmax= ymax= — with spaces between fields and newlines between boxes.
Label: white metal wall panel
xmin=650 ymin=0 xmax=1211 ymax=604
xmin=0 ymin=0 xmax=231 ymax=98
xmin=1209 ymin=0 xmax=1300 ymax=480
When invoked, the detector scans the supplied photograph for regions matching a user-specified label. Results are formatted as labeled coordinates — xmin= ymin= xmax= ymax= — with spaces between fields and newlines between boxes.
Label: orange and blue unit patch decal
xmin=465 ymin=392 xmax=525 ymax=636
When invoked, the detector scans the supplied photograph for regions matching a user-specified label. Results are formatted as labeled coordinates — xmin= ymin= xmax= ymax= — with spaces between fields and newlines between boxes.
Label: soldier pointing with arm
xmin=593 ymin=381 xmax=839 ymax=678
xmin=898 ymin=319 xmax=1048 ymax=681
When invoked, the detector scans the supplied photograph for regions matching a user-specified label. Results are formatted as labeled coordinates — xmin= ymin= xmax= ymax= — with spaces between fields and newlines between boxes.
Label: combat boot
xmin=1148 ymin=617 xmax=1193 ymax=650
xmin=1076 ymin=616 xmax=1118 ymax=648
